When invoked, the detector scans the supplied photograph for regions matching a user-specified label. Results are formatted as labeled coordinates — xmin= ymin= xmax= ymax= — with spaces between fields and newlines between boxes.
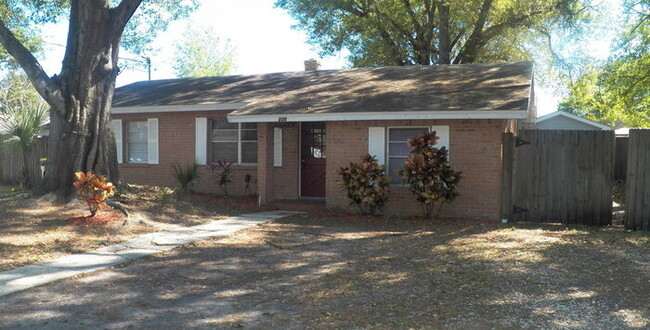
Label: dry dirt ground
xmin=1 ymin=213 xmax=648 ymax=329
xmin=0 ymin=185 xmax=260 ymax=271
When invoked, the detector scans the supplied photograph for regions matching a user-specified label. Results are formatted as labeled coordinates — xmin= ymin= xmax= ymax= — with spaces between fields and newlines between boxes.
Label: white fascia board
xmin=227 ymin=110 xmax=529 ymax=123
xmin=111 ymin=103 xmax=246 ymax=114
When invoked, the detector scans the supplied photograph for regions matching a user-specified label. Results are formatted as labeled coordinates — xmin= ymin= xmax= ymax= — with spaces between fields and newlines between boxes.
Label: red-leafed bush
xmin=337 ymin=154 xmax=391 ymax=215
xmin=211 ymin=159 xmax=233 ymax=197
xmin=398 ymin=131 xmax=461 ymax=219
xmin=72 ymin=171 xmax=116 ymax=217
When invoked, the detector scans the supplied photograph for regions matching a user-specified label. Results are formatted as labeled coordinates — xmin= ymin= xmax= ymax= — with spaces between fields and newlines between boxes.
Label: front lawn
xmin=0 ymin=211 xmax=647 ymax=328
xmin=0 ymin=185 xmax=259 ymax=271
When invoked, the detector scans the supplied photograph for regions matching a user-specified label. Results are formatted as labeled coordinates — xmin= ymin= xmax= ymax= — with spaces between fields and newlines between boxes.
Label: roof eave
xmin=227 ymin=110 xmax=529 ymax=123
xmin=111 ymin=103 xmax=246 ymax=114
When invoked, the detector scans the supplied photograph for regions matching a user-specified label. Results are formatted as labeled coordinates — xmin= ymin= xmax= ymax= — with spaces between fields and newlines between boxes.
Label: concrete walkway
xmin=0 ymin=210 xmax=301 ymax=297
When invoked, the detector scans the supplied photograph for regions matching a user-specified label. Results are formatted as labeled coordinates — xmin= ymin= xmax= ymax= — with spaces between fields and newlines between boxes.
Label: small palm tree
xmin=0 ymin=104 xmax=48 ymax=189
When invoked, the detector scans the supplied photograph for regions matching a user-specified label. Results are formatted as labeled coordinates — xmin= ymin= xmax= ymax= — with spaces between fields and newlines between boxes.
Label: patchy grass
xmin=0 ymin=185 xmax=21 ymax=198
xmin=0 ymin=213 xmax=647 ymax=328
xmin=0 ymin=185 xmax=263 ymax=271
xmin=193 ymin=215 xmax=649 ymax=328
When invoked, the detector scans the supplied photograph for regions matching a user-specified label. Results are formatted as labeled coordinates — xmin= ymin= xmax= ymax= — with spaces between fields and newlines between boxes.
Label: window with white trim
xmin=387 ymin=127 xmax=429 ymax=184
xmin=211 ymin=120 xmax=257 ymax=164
xmin=126 ymin=121 xmax=148 ymax=164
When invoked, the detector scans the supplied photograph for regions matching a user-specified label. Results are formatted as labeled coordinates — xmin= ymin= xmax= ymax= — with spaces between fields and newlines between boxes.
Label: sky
xmin=40 ymin=0 xmax=347 ymax=87
xmin=37 ymin=0 xmax=621 ymax=117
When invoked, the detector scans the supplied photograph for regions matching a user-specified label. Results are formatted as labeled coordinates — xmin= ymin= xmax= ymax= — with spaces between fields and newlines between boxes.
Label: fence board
xmin=0 ymin=136 xmax=48 ymax=187
xmin=625 ymin=129 xmax=650 ymax=230
xmin=507 ymin=130 xmax=614 ymax=226
xmin=614 ymin=137 xmax=628 ymax=181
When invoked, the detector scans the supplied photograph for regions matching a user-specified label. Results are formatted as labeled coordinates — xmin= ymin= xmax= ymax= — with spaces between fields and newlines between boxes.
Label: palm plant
xmin=0 ymin=104 xmax=48 ymax=189
xmin=172 ymin=162 xmax=201 ymax=195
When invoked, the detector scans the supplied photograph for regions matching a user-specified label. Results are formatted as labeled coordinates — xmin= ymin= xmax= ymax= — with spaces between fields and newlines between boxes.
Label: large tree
xmin=276 ymin=0 xmax=592 ymax=66
xmin=173 ymin=25 xmax=236 ymax=78
xmin=0 ymin=1 xmax=198 ymax=199
xmin=560 ymin=0 xmax=649 ymax=127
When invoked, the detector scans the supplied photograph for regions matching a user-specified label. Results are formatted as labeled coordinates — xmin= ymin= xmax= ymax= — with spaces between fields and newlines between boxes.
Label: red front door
xmin=301 ymin=122 xmax=326 ymax=198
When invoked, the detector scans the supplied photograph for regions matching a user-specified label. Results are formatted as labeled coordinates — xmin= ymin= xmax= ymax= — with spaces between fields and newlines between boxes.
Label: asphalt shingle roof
xmin=112 ymin=62 xmax=532 ymax=116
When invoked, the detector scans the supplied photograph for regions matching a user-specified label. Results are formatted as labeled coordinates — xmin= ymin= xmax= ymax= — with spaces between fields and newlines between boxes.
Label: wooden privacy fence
xmin=624 ymin=129 xmax=650 ymax=231
xmin=0 ymin=136 xmax=48 ymax=187
xmin=502 ymin=130 xmax=615 ymax=226
xmin=614 ymin=136 xmax=628 ymax=181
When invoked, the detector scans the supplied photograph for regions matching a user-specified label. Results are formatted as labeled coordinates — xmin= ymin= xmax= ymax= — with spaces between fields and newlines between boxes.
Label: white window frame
xmin=126 ymin=120 xmax=149 ymax=164
xmin=386 ymin=126 xmax=430 ymax=184
xmin=210 ymin=120 xmax=258 ymax=165
xmin=112 ymin=118 xmax=159 ymax=165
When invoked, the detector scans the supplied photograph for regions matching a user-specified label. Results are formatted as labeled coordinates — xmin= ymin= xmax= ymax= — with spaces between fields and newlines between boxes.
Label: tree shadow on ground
xmin=0 ymin=214 xmax=647 ymax=328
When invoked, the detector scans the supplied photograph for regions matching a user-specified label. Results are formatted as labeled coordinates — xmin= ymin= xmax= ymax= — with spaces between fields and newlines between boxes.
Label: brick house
xmin=111 ymin=62 xmax=534 ymax=220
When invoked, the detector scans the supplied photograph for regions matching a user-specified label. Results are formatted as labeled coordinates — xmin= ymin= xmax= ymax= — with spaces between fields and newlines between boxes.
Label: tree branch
xmin=0 ymin=20 xmax=64 ymax=110
xmin=401 ymin=0 xmax=423 ymax=32
xmin=112 ymin=0 xmax=143 ymax=34
xmin=453 ymin=0 xmax=494 ymax=63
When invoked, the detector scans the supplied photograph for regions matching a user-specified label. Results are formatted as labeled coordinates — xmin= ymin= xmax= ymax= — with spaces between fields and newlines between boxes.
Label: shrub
xmin=72 ymin=171 xmax=116 ymax=217
xmin=211 ymin=159 xmax=233 ymax=197
xmin=172 ymin=162 xmax=201 ymax=194
xmin=159 ymin=187 xmax=175 ymax=209
xmin=337 ymin=154 xmax=391 ymax=215
xmin=398 ymin=131 xmax=461 ymax=219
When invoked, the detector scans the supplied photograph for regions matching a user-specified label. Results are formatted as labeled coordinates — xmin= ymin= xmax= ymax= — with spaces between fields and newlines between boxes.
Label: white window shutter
xmin=368 ymin=127 xmax=386 ymax=165
xmin=112 ymin=119 xmax=123 ymax=164
xmin=195 ymin=117 xmax=207 ymax=165
xmin=431 ymin=125 xmax=450 ymax=150
xmin=147 ymin=118 xmax=159 ymax=164
xmin=273 ymin=127 xmax=283 ymax=167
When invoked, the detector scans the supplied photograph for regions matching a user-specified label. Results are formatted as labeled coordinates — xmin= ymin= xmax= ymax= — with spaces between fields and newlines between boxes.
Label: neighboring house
xmin=615 ymin=127 xmax=629 ymax=136
xmin=110 ymin=62 xmax=534 ymax=220
xmin=535 ymin=111 xmax=611 ymax=130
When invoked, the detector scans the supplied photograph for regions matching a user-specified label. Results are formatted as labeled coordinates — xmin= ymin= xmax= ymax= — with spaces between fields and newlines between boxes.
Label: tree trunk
xmin=35 ymin=2 xmax=135 ymax=200
xmin=436 ymin=1 xmax=451 ymax=64
xmin=0 ymin=1 xmax=144 ymax=200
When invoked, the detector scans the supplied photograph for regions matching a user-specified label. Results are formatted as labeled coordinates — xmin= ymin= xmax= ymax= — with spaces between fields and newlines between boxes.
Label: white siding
xmin=537 ymin=115 xmax=608 ymax=130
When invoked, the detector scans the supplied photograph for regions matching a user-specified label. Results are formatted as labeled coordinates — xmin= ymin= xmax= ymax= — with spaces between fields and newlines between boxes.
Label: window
xmin=387 ymin=127 xmax=429 ymax=183
xmin=211 ymin=120 xmax=257 ymax=164
xmin=112 ymin=118 xmax=158 ymax=165
xmin=127 ymin=121 xmax=148 ymax=164
xmin=301 ymin=122 xmax=326 ymax=159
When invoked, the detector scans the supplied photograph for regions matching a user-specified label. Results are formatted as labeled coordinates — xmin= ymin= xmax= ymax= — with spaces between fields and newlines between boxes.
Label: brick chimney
xmin=304 ymin=58 xmax=320 ymax=71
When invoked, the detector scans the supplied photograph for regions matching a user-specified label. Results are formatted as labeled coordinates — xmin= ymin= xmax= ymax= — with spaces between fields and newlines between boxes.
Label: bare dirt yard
xmin=0 ymin=185 xmax=259 ymax=271
xmin=1 ymin=212 xmax=648 ymax=329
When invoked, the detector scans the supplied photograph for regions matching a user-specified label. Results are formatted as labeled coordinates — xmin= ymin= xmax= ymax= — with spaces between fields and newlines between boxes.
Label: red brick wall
xmin=112 ymin=111 xmax=258 ymax=196
xmin=326 ymin=119 xmax=509 ymax=220
xmin=113 ymin=112 xmax=508 ymax=219
xmin=256 ymin=123 xmax=300 ymax=202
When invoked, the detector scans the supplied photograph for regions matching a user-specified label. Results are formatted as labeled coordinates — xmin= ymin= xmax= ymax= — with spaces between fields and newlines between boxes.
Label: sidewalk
xmin=0 ymin=210 xmax=301 ymax=297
